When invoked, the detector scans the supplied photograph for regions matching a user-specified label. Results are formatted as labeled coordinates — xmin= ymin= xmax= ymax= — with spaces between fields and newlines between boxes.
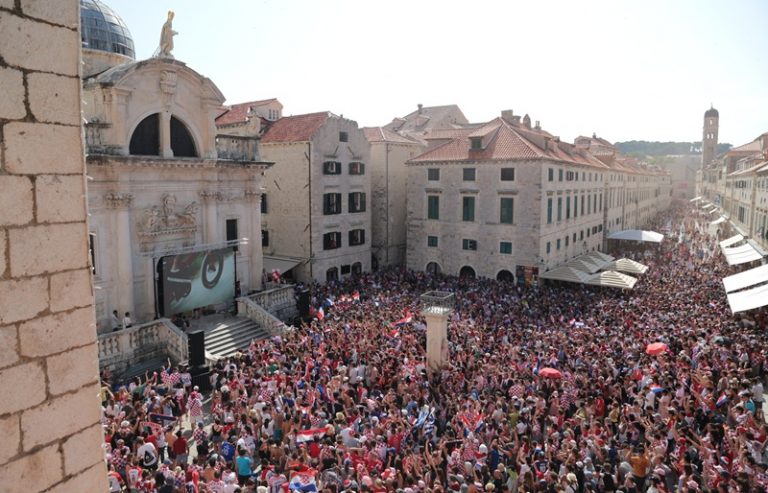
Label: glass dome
xmin=80 ymin=0 xmax=135 ymax=59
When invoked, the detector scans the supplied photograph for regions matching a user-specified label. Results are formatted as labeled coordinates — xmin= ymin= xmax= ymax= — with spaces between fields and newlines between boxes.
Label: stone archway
xmin=459 ymin=265 xmax=476 ymax=279
xmin=496 ymin=269 xmax=514 ymax=283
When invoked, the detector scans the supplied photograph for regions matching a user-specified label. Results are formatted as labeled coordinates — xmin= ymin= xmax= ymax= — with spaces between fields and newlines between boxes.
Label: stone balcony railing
xmin=98 ymin=318 xmax=188 ymax=378
xmin=237 ymin=296 xmax=289 ymax=336
xmin=249 ymin=284 xmax=297 ymax=321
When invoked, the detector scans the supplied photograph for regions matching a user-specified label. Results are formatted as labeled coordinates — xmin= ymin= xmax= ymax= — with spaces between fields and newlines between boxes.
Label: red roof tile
xmin=216 ymin=99 xmax=279 ymax=126
xmin=261 ymin=112 xmax=331 ymax=143
xmin=409 ymin=117 xmax=607 ymax=168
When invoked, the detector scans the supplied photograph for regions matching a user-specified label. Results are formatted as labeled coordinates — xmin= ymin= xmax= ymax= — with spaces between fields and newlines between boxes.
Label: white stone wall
xmin=88 ymin=159 xmax=266 ymax=331
xmin=0 ymin=1 xmax=108 ymax=490
xmin=407 ymin=161 xmax=624 ymax=279
xmin=261 ymin=117 xmax=371 ymax=283
xmin=369 ymin=141 xmax=423 ymax=268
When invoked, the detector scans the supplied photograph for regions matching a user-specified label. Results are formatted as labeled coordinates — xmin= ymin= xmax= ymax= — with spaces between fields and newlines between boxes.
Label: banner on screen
xmin=159 ymin=248 xmax=235 ymax=316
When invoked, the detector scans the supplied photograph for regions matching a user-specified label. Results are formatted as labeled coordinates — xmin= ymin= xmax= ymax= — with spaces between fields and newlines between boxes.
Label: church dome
xmin=80 ymin=0 xmax=135 ymax=59
xmin=704 ymin=107 xmax=719 ymax=118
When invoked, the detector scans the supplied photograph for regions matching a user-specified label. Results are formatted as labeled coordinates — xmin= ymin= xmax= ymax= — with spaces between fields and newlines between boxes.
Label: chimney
xmin=417 ymin=103 xmax=423 ymax=114
xmin=501 ymin=109 xmax=514 ymax=121
xmin=592 ymin=132 xmax=597 ymax=139
xmin=534 ymin=120 xmax=541 ymax=130
xmin=523 ymin=114 xmax=531 ymax=129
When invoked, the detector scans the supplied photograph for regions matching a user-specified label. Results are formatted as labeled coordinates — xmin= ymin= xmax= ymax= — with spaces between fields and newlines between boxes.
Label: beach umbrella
xmin=538 ymin=368 xmax=562 ymax=379
xmin=646 ymin=342 xmax=667 ymax=355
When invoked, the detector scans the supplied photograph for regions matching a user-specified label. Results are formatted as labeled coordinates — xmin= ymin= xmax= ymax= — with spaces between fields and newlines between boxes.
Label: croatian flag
xmin=716 ymin=393 xmax=729 ymax=408
xmin=352 ymin=291 xmax=360 ymax=302
xmin=460 ymin=411 xmax=484 ymax=432
xmin=289 ymin=470 xmax=318 ymax=492
xmin=316 ymin=307 xmax=324 ymax=321
xmin=650 ymin=385 xmax=664 ymax=394
xmin=391 ymin=309 xmax=412 ymax=327
xmin=296 ymin=428 xmax=327 ymax=444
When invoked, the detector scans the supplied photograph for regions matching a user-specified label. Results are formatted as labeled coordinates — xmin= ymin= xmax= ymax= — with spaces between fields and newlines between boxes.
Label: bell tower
xmin=702 ymin=105 xmax=719 ymax=168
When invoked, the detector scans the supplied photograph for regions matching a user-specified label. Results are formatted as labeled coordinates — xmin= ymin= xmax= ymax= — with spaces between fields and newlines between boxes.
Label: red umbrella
xmin=646 ymin=342 xmax=668 ymax=355
xmin=538 ymin=367 xmax=562 ymax=379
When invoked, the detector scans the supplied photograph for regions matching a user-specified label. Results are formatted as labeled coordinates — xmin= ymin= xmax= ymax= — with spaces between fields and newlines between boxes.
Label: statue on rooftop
xmin=157 ymin=10 xmax=177 ymax=59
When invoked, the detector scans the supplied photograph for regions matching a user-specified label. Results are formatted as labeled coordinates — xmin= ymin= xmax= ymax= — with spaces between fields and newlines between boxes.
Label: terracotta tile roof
xmin=409 ymin=117 xmax=606 ymax=168
xmin=362 ymin=127 xmax=420 ymax=144
xmin=216 ymin=99 xmax=279 ymax=126
xmin=261 ymin=112 xmax=331 ymax=143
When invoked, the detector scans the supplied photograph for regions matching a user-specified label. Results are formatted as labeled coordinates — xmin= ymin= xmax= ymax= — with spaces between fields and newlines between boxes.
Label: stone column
xmin=160 ymin=110 xmax=173 ymax=158
xmin=423 ymin=306 xmax=450 ymax=370
xmin=106 ymin=192 xmax=135 ymax=316
xmin=199 ymin=190 xmax=219 ymax=243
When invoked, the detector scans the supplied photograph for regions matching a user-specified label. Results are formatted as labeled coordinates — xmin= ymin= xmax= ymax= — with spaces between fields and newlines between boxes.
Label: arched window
xmin=326 ymin=267 xmax=339 ymax=283
xmin=129 ymin=113 xmax=159 ymax=155
xmin=351 ymin=262 xmax=362 ymax=276
xmin=171 ymin=116 xmax=197 ymax=157
xmin=459 ymin=266 xmax=476 ymax=279
xmin=425 ymin=262 xmax=441 ymax=275
xmin=496 ymin=270 xmax=514 ymax=283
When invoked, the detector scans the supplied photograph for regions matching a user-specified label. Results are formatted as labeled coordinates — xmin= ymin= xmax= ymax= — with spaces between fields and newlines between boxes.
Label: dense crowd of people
xmin=101 ymin=206 xmax=768 ymax=493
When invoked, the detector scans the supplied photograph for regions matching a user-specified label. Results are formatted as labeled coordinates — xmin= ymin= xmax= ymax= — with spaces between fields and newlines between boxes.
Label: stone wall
xmin=0 ymin=1 xmax=108 ymax=491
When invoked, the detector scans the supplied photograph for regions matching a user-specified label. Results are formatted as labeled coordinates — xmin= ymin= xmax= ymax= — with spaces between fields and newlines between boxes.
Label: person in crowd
xmin=102 ymin=205 xmax=768 ymax=492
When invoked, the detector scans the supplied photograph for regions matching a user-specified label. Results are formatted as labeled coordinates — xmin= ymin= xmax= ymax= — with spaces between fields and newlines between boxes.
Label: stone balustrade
xmin=237 ymin=296 xmax=290 ymax=336
xmin=249 ymin=284 xmax=298 ymax=322
xmin=98 ymin=318 xmax=188 ymax=378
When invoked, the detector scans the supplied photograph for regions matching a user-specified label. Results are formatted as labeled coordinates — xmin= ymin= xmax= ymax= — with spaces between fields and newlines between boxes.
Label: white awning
xmin=710 ymin=216 xmax=726 ymax=225
xmin=539 ymin=267 xmax=589 ymax=284
xmin=582 ymin=251 xmax=615 ymax=264
xmin=607 ymin=229 xmax=664 ymax=243
xmin=584 ymin=270 xmax=638 ymax=289
xmin=727 ymin=283 xmax=768 ymax=313
xmin=263 ymin=256 xmax=302 ymax=274
xmin=689 ymin=196 xmax=702 ymax=202
xmin=606 ymin=258 xmax=649 ymax=275
xmin=723 ymin=243 xmax=764 ymax=266
xmin=563 ymin=257 xmax=603 ymax=274
xmin=702 ymin=203 xmax=716 ymax=209
xmin=722 ymin=263 xmax=768 ymax=293
xmin=726 ymin=251 xmax=764 ymax=266
xmin=724 ymin=243 xmax=757 ymax=256
xmin=707 ymin=208 xmax=720 ymax=215
xmin=719 ymin=234 xmax=745 ymax=248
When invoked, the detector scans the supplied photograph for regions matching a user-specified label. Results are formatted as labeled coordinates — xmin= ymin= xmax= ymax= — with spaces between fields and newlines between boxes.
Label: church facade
xmin=81 ymin=8 xmax=271 ymax=331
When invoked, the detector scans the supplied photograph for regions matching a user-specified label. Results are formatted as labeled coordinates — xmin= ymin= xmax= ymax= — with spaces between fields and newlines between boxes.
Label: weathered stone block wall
xmin=0 ymin=1 xmax=108 ymax=491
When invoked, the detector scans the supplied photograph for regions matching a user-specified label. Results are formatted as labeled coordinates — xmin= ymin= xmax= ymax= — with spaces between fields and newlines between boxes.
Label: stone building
xmin=384 ymin=104 xmax=470 ymax=142
xmin=82 ymin=8 xmax=271 ymax=331
xmin=0 ymin=0 xmax=108 ymax=490
xmin=719 ymin=133 xmax=768 ymax=251
xmin=702 ymin=106 xmax=719 ymax=169
xmin=363 ymin=127 xmax=424 ymax=269
xmin=259 ymin=113 xmax=372 ymax=283
xmin=406 ymin=111 xmax=671 ymax=282
xmin=215 ymin=98 xmax=284 ymax=136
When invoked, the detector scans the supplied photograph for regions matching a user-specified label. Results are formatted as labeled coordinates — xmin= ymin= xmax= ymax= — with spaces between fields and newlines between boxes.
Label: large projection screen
xmin=158 ymin=247 xmax=235 ymax=316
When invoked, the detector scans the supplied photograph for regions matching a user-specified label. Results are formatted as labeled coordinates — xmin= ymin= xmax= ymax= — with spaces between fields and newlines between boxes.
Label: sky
xmin=108 ymin=0 xmax=768 ymax=146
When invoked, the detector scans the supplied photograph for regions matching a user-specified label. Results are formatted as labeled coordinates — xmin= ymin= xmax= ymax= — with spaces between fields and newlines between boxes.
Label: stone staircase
xmin=204 ymin=317 xmax=271 ymax=359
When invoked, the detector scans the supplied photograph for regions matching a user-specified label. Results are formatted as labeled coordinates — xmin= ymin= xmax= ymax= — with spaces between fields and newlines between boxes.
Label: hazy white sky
xmin=109 ymin=0 xmax=768 ymax=145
